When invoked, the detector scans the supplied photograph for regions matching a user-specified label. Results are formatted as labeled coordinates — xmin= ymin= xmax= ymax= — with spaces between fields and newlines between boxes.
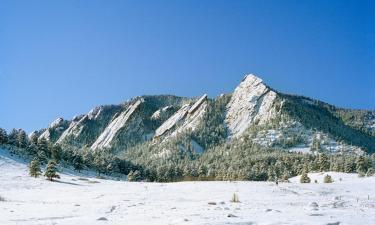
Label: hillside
xmin=32 ymin=74 xmax=375 ymax=156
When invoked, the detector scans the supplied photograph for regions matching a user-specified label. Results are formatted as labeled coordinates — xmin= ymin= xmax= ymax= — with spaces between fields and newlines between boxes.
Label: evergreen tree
xmin=29 ymin=159 xmax=42 ymax=178
xmin=16 ymin=129 xmax=28 ymax=149
xmin=344 ymin=159 xmax=355 ymax=173
xmin=311 ymin=135 xmax=321 ymax=151
xmin=37 ymin=138 xmax=50 ymax=158
xmin=7 ymin=128 xmax=18 ymax=146
xmin=44 ymin=160 xmax=60 ymax=181
xmin=73 ymin=154 xmax=84 ymax=172
xmin=29 ymin=133 xmax=39 ymax=146
xmin=128 ymin=170 xmax=141 ymax=182
xmin=267 ymin=168 xmax=275 ymax=181
xmin=300 ymin=164 xmax=311 ymax=183
xmin=51 ymin=144 xmax=62 ymax=163
xmin=27 ymin=143 xmax=38 ymax=157
xmin=93 ymin=153 xmax=107 ymax=176
xmin=0 ymin=128 xmax=8 ymax=144
xmin=366 ymin=168 xmax=374 ymax=177
xmin=318 ymin=154 xmax=329 ymax=171
xmin=37 ymin=150 xmax=48 ymax=164
xmin=356 ymin=156 xmax=367 ymax=174
xmin=281 ymin=170 xmax=290 ymax=182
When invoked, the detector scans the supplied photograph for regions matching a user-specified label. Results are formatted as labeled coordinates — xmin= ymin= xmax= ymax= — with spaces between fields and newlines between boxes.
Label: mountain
xmin=32 ymin=74 xmax=375 ymax=157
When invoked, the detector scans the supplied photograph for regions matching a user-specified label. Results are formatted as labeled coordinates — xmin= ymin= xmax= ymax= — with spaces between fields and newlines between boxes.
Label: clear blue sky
xmin=0 ymin=0 xmax=374 ymax=133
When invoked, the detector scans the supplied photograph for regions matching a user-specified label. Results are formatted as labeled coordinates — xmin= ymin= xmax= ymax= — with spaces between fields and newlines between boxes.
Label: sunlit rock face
xmin=154 ymin=94 xmax=208 ymax=139
xmin=91 ymin=99 xmax=144 ymax=150
xmin=225 ymin=74 xmax=277 ymax=137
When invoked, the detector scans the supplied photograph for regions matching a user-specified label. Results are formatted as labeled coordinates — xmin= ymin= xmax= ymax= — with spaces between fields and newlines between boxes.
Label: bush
xmin=300 ymin=172 xmax=311 ymax=183
xmin=323 ymin=174 xmax=333 ymax=183
xmin=366 ymin=168 xmax=374 ymax=177
xmin=128 ymin=170 xmax=142 ymax=182
xmin=231 ymin=193 xmax=240 ymax=203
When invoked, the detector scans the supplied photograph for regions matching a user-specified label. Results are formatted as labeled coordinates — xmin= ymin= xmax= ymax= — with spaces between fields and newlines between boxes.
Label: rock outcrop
xmin=155 ymin=94 xmax=208 ymax=139
xmin=38 ymin=118 xmax=69 ymax=141
xmin=56 ymin=115 xmax=85 ymax=143
xmin=225 ymin=74 xmax=277 ymax=137
xmin=91 ymin=99 xmax=144 ymax=150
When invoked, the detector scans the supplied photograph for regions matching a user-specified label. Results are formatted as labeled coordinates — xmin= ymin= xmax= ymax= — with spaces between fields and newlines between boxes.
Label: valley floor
xmin=1 ymin=149 xmax=375 ymax=225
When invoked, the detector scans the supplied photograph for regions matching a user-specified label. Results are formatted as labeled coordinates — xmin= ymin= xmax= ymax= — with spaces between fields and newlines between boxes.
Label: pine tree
xmin=37 ymin=150 xmax=47 ymax=164
xmin=300 ymin=164 xmax=311 ymax=183
xmin=356 ymin=156 xmax=367 ymax=174
xmin=29 ymin=159 xmax=41 ymax=178
xmin=73 ymin=154 xmax=84 ymax=172
xmin=267 ymin=168 xmax=275 ymax=181
xmin=38 ymin=138 xmax=50 ymax=158
xmin=51 ymin=144 xmax=62 ymax=163
xmin=311 ymin=135 xmax=321 ymax=151
xmin=0 ymin=128 xmax=8 ymax=144
xmin=16 ymin=129 xmax=28 ymax=149
xmin=29 ymin=133 xmax=39 ymax=146
xmin=27 ymin=143 xmax=38 ymax=157
xmin=318 ymin=154 xmax=329 ymax=171
xmin=7 ymin=128 xmax=18 ymax=146
xmin=44 ymin=160 xmax=60 ymax=181
xmin=128 ymin=170 xmax=141 ymax=182
xmin=282 ymin=170 xmax=290 ymax=182
xmin=344 ymin=159 xmax=355 ymax=173
xmin=93 ymin=154 xmax=107 ymax=176
xmin=366 ymin=168 xmax=374 ymax=177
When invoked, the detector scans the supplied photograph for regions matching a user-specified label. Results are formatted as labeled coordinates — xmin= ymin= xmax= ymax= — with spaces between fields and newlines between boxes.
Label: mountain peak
xmin=240 ymin=74 xmax=268 ymax=89
xmin=242 ymin=73 xmax=263 ymax=82
xmin=225 ymin=74 xmax=277 ymax=137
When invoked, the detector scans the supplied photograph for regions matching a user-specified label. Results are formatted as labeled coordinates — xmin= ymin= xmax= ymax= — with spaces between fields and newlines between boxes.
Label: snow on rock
xmin=154 ymin=104 xmax=190 ymax=137
xmin=151 ymin=106 xmax=173 ymax=120
xmin=28 ymin=130 xmax=43 ymax=139
xmin=91 ymin=99 xmax=143 ymax=150
xmin=188 ymin=94 xmax=207 ymax=114
xmin=154 ymin=94 xmax=208 ymax=139
xmin=87 ymin=106 xmax=103 ymax=120
xmin=56 ymin=106 xmax=107 ymax=144
xmin=56 ymin=115 xmax=86 ymax=144
xmin=38 ymin=118 xmax=66 ymax=141
xmin=225 ymin=74 xmax=277 ymax=137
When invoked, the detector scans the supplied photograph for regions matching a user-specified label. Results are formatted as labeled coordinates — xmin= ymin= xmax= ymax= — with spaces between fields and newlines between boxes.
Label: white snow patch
xmin=1 ymin=149 xmax=375 ymax=225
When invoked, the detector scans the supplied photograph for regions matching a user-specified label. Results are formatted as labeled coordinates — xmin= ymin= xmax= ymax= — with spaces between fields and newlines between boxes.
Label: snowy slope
xmin=1 ymin=148 xmax=375 ymax=225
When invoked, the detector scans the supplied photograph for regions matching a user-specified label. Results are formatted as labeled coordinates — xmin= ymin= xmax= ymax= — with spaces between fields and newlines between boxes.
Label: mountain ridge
xmin=30 ymin=74 xmax=375 ymax=155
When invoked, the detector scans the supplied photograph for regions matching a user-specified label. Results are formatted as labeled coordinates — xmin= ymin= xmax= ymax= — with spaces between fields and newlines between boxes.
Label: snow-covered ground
xmin=1 ymin=149 xmax=375 ymax=225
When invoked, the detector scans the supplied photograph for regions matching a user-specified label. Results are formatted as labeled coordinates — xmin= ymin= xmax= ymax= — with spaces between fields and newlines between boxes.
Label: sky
xmin=0 ymin=0 xmax=374 ymax=133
